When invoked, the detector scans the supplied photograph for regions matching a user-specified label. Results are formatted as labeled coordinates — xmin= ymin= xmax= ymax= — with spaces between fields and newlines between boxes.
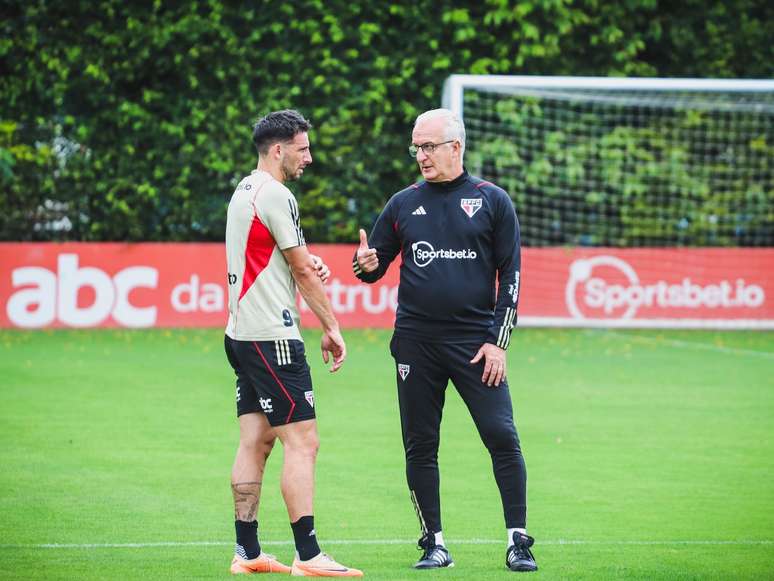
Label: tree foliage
xmin=1 ymin=0 xmax=771 ymax=243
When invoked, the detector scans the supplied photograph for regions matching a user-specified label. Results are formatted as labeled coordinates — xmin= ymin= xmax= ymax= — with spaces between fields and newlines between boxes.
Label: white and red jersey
xmin=225 ymin=169 xmax=305 ymax=341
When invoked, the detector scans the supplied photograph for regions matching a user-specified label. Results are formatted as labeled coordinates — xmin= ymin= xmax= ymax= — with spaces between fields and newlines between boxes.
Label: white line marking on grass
xmin=590 ymin=330 xmax=774 ymax=360
xmin=1 ymin=539 xmax=772 ymax=549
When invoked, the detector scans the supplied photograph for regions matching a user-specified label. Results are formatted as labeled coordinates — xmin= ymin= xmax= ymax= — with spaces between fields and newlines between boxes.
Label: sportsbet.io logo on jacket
xmin=354 ymin=170 xmax=521 ymax=350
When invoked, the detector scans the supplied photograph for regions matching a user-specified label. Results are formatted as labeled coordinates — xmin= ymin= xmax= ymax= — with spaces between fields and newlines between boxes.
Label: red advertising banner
xmin=520 ymin=248 xmax=773 ymax=328
xmin=1 ymin=243 xmax=772 ymax=329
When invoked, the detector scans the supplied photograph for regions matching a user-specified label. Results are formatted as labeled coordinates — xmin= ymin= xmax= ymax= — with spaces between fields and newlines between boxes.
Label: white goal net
xmin=444 ymin=75 xmax=774 ymax=248
xmin=442 ymin=76 xmax=774 ymax=328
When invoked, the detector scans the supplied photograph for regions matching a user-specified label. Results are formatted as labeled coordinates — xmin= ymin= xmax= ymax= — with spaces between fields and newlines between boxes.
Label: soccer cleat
xmin=230 ymin=552 xmax=292 ymax=574
xmin=290 ymin=552 xmax=363 ymax=577
xmin=506 ymin=532 xmax=538 ymax=572
xmin=414 ymin=533 xmax=454 ymax=569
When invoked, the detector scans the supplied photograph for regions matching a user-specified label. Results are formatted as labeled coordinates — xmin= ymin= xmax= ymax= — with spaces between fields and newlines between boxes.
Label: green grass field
xmin=1 ymin=328 xmax=772 ymax=580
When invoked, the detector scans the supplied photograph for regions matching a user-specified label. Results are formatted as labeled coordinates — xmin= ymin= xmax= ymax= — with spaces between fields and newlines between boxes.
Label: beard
xmin=281 ymin=159 xmax=302 ymax=182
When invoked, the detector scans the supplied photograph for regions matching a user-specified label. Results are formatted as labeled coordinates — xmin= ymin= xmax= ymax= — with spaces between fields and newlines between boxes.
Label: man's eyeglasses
xmin=408 ymin=140 xmax=455 ymax=157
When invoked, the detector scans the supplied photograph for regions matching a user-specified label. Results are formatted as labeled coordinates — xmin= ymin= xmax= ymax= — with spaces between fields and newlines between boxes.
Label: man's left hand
xmin=321 ymin=327 xmax=346 ymax=373
xmin=310 ymin=254 xmax=330 ymax=284
xmin=470 ymin=342 xmax=507 ymax=387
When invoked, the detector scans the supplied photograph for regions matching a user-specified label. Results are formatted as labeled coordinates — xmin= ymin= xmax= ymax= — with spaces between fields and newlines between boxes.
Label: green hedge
xmin=1 ymin=0 xmax=772 ymax=243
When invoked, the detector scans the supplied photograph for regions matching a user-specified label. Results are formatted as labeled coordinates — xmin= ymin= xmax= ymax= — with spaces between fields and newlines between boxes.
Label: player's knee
xmin=240 ymin=436 xmax=275 ymax=457
xmin=304 ymin=432 xmax=320 ymax=458
xmin=405 ymin=437 xmax=440 ymax=462
xmin=481 ymin=426 xmax=519 ymax=453
xmin=258 ymin=437 xmax=276 ymax=459
xmin=288 ymin=430 xmax=319 ymax=459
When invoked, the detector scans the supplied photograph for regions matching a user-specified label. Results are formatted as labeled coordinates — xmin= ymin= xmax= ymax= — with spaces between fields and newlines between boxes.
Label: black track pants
xmin=390 ymin=335 xmax=528 ymax=532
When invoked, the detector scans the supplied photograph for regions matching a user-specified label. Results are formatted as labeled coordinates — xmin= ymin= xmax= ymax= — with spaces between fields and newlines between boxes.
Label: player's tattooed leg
xmin=232 ymin=480 xmax=262 ymax=521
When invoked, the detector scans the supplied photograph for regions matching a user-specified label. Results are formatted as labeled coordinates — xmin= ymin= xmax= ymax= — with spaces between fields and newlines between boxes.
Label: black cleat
xmin=506 ymin=532 xmax=538 ymax=572
xmin=414 ymin=533 xmax=454 ymax=569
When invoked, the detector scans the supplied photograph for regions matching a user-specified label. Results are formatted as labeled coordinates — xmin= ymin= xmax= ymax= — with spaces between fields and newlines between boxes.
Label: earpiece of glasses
xmin=408 ymin=140 xmax=455 ymax=157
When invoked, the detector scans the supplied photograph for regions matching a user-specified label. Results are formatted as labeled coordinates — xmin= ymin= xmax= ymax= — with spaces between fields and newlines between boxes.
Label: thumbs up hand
xmin=356 ymin=228 xmax=379 ymax=273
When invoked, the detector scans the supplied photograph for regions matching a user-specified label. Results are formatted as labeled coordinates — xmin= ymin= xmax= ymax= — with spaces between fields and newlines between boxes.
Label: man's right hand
xmin=357 ymin=229 xmax=379 ymax=273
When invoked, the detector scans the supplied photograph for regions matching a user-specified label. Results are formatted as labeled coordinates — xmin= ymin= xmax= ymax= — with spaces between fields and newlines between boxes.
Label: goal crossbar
xmin=443 ymin=75 xmax=774 ymax=119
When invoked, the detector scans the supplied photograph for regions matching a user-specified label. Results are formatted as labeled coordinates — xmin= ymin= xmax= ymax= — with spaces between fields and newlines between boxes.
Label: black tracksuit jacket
xmin=354 ymin=170 xmax=521 ymax=348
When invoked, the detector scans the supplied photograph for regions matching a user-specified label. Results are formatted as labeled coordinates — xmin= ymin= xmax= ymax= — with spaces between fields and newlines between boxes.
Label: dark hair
xmin=252 ymin=109 xmax=312 ymax=155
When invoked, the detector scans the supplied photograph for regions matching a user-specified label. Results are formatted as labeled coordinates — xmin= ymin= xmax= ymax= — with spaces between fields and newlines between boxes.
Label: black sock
xmin=235 ymin=520 xmax=260 ymax=559
xmin=290 ymin=515 xmax=321 ymax=561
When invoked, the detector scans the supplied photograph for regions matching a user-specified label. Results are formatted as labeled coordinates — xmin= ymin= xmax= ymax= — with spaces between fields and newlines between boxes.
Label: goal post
xmin=442 ymin=75 xmax=774 ymax=328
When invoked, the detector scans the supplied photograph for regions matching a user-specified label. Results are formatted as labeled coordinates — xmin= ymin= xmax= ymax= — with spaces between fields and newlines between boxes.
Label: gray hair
xmin=414 ymin=108 xmax=466 ymax=160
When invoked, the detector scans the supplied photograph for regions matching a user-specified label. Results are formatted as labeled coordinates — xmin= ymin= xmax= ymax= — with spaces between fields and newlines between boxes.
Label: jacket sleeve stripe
xmin=496 ymin=307 xmax=516 ymax=349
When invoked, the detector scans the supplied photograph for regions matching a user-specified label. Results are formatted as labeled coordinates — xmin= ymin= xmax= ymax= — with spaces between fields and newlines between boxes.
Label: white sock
xmin=434 ymin=531 xmax=445 ymax=547
xmin=507 ymin=527 xmax=527 ymax=546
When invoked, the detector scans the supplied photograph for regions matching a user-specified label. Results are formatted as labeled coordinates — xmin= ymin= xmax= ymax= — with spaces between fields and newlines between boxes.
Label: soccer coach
xmin=354 ymin=108 xmax=537 ymax=572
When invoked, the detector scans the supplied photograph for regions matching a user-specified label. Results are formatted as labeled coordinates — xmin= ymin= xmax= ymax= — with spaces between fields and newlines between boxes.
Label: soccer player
xmin=354 ymin=108 xmax=537 ymax=572
xmin=225 ymin=109 xmax=362 ymax=577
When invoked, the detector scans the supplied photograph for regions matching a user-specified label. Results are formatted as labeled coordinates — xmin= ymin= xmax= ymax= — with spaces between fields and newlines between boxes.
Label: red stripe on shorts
xmin=253 ymin=342 xmax=296 ymax=424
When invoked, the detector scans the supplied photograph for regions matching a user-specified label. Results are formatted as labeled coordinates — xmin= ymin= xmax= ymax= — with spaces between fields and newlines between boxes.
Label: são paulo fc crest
xmin=304 ymin=390 xmax=314 ymax=408
xmin=398 ymin=364 xmax=410 ymax=381
xmin=460 ymin=198 xmax=482 ymax=218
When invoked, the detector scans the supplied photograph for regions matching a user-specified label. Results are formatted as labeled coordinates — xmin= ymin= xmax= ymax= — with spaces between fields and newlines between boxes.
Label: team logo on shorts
xmin=460 ymin=198 xmax=482 ymax=218
xmin=259 ymin=397 xmax=273 ymax=413
xmin=398 ymin=364 xmax=410 ymax=381
xmin=304 ymin=390 xmax=314 ymax=408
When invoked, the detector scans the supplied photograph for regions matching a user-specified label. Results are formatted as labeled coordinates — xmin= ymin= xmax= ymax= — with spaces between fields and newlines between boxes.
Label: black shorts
xmin=224 ymin=335 xmax=315 ymax=426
